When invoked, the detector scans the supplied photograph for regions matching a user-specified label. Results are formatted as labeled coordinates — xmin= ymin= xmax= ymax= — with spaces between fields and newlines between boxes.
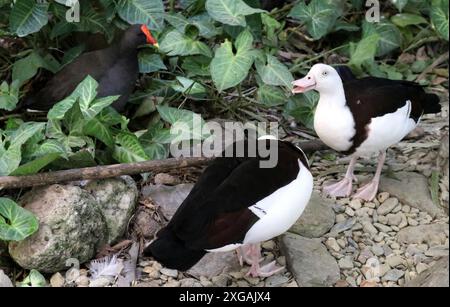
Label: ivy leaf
xmin=138 ymin=51 xmax=167 ymax=73
xmin=0 ymin=197 xmax=39 ymax=242
xmin=81 ymin=96 xmax=119 ymax=120
xmin=210 ymin=30 xmax=255 ymax=92
xmin=391 ymin=13 xmax=428 ymax=27
xmin=206 ymin=0 xmax=265 ymax=26
xmin=431 ymin=0 xmax=449 ymax=41
xmin=12 ymin=51 xmax=60 ymax=86
xmin=160 ymin=30 xmax=212 ymax=57
xmin=157 ymin=105 xmax=206 ymax=141
xmin=349 ymin=34 xmax=380 ymax=71
xmin=256 ymin=55 xmax=294 ymax=88
xmin=117 ymin=0 xmax=165 ymax=31
xmin=288 ymin=0 xmax=339 ymax=40
xmin=0 ymin=146 xmax=21 ymax=176
xmin=9 ymin=0 xmax=49 ymax=37
xmin=47 ymin=97 xmax=77 ymax=120
xmin=363 ymin=20 xmax=402 ymax=56
xmin=182 ymin=56 xmax=212 ymax=77
xmin=10 ymin=122 xmax=46 ymax=149
xmin=0 ymin=81 xmax=19 ymax=111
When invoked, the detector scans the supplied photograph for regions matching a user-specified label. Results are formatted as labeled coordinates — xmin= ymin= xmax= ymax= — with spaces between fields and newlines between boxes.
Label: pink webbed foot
xmin=323 ymin=177 xmax=354 ymax=198
xmin=246 ymin=261 xmax=284 ymax=278
xmin=236 ymin=246 xmax=259 ymax=266
xmin=353 ymin=180 xmax=379 ymax=201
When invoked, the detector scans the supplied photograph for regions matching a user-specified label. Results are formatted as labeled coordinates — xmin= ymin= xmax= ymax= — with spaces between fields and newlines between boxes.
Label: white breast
xmin=314 ymin=99 xmax=355 ymax=152
xmin=243 ymin=160 xmax=313 ymax=245
xmin=356 ymin=101 xmax=418 ymax=156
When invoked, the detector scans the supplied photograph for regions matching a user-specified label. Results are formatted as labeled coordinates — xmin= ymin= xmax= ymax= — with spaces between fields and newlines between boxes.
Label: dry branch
xmin=0 ymin=140 xmax=326 ymax=190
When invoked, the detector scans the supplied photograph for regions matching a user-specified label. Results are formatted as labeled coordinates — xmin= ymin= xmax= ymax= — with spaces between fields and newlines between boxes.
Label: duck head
xmin=292 ymin=64 xmax=343 ymax=95
xmin=121 ymin=24 xmax=158 ymax=50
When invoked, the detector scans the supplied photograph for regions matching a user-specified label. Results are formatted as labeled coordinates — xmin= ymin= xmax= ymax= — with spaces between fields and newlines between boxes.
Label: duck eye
xmin=323 ymin=71 xmax=328 ymax=76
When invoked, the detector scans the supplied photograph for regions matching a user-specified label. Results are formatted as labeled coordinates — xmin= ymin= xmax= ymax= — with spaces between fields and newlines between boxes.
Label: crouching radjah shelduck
xmin=144 ymin=138 xmax=313 ymax=277
xmin=292 ymin=64 xmax=441 ymax=201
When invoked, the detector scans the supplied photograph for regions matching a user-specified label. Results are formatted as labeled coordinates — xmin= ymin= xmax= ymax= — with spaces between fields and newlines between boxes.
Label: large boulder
xmin=9 ymin=185 xmax=108 ymax=273
xmin=405 ymin=256 xmax=449 ymax=287
xmin=290 ymin=192 xmax=335 ymax=238
xmin=379 ymin=172 xmax=444 ymax=217
xmin=84 ymin=176 xmax=138 ymax=244
xmin=280 ymin=232 xmax=340 ymax=287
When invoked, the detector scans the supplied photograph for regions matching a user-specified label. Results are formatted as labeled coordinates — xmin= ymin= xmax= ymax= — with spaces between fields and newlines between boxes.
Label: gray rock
xmin=160 ymin=268 xmax=178 ymax=278
xmin=265 ymin=275 xmax=289 ymax=287
xmin=387 ymin=213 xmax=402 ymax=226
xmin=338 ymin=256 xmax=354 ymax=270
xmin=379 ymin=172 xmax=444 ymax=217
xmin=0 ymin=270 xmax=13 ymax=287
xmin=9 ymin=185 xmax=108 ymax=273
xmin=383 ymin=269 xmax=405 ymax=282
xmin=405 ymin=256 xmax=449 ymax=287
xmin=425 ymin=246 xmax=449 ymax=258
xmin=187 ymin=252 xmax=240 ymax=279
xmin=141 ymin=184 xmax=194 ymax=219
xmin=290 ymin=192 xmax=335 ymax=238
xmin=329 ymin=218 xmax=356 ymax=236
xmin=371 ymin=244 xmax=385 ymax=257
xmin=84 ymin=176 xmax=138 ymax=244
xmin=397 ymin=224 xmax=448 ymax=245
xmin=89 ymin=277 xmax=111 ymax=287
xmin=280 ymin=233 xmax=340 ymax=287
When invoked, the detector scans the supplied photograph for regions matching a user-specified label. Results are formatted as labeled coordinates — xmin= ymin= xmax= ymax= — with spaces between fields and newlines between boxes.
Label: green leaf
xmin=288 ymin=0 xmax=340 ymax=40
xmin=256 ymin=55 xmax=294 ymax=88
xmin=83 ymin=118 xmax=115 ymax=148
xmin=10 ymin=122 xmax=46 ymax=149
xmin=47 ymin=97 xmax=77 ymax=120
xmin=172 ymin=77 xmax=206 ymax=95
xmin=16 ymin=270 xmax=46 ymax=287
xmin=206 ymin=0 xmax=265 ymax=26
xmin=12 ymin=51 xmax=60 ymax=86
xmin=391 ymin=13 xmax=428 ymax=27
xmin=431 ymin=0 xmax=449 ymax=41
xmin=117 ymin=0 xmax=165 ymax=31
xmin=61 ymin=44 xmax=86 ymax=67
xmin=0 ymin=198 xmax=39 ymax=242
xmin=284 ymin=92 xmax=319 ymax=130
xmin=157 ymin=105 xmax=206 ymax=140
xmin=75 ymin=76 xmax=99 ymax=112
xmin=160 ymin=30 xmax=212 ymax=57
xmin=391 ymin=0 xmax=409 ymax=12
xmin=9 ymin=0 xmax=49 ymax=37
xmin=363 ymin=20 xmax=402 ymax=56
xmin=257 ymin=85 xmax=287 ymax=107
xmin=113 ymin=132 xmax=149 ymax=163
xmin=349 ymin=34 xmax=380 ymax=70
xmin=143 ymin=142 xmax=169 ymax=160
xmin=0 ymin=81 xmax=19 ymax=111
xmin=138 ymin=51 xmax=167 ymax=73
xmin=11 ymin=153 xmax=61 ymax=176
xmin=81 ymin=96 xmax=119 ymax=120
xmin=210 ymin=30 xmax=255 ymax=92
xmin=0 ymin=146 xmax=21 ymax=176
xmin=182 ymin=56 xmax=212 ymax=77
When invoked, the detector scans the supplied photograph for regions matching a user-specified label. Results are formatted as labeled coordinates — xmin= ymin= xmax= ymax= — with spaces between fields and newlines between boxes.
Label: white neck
xmin=317 ymin=80 xmax=346 ymax=107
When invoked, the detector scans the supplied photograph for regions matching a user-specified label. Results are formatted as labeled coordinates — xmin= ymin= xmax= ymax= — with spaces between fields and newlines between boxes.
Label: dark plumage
xmin=21 ymin=25 xmax=157 ymax=112
xmin=145 ymin=139 xmax=312 ymax=275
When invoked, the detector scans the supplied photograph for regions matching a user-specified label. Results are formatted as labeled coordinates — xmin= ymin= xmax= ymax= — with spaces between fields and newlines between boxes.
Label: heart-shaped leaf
xmin=363 ymin=20 xmax=402 ymax=56
xmin=256 ymin=55 xmax=294 ymax=88
xmin=391 ymin=13 xmax=428 ymax=27
xmin=139 ymin=52 xmax=167 ymax=73
xmin=210 ymin=30 xmax=255 ymax=92
xmin=117 ymin=0 xmax=165 ymax=31
xmin=349 ymin=34 xmax=380 ymax=70
xmin=160 ymin=30 xmax=212 ymax=57
xmin=257 ymin=85 xmax=288 ymax=107
xmin=113 ymin=133 xmax=149 ymax=163
xmin=206 ymin=0 xmax=265 ymax=27
xmin=431 ymin=0 xmax=449 ymax=41
xmin=9 ymin=0 xmax=49 ymax=37
xmin=0 ymin=198 xmax=39 ymax=242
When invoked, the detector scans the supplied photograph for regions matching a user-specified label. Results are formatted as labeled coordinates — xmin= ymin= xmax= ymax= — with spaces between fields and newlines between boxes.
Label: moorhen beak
xmin=140 ymin=24 xmax=158 ymax=48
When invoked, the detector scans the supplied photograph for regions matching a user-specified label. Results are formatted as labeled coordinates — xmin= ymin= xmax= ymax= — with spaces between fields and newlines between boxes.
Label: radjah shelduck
xmin=144 ymin=138 xmax=313 ymax=277
xmin=292 ymin=64 xmax=441 ymax=201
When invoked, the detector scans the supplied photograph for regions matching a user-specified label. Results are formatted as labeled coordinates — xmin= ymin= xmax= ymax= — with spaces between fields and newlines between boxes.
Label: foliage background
xmin=0 ymin=0 xmax=448 ymax=178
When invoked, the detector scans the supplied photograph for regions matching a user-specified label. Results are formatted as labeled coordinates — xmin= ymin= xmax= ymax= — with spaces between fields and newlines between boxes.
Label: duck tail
xmin=423 ymin=93 xmax=441 ymax=115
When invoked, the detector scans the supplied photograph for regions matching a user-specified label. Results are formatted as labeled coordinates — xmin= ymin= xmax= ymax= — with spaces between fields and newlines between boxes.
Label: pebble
xmin=160 ymin=268 xmax=178 ymax=278
xmin=416 ymin=263 xmax=429 ymax=274
xmin=164 ymin=280 xmax=181 ymax=287
xmin=65 ymin=268 xmax=80 ymax=284
xmin=90 ymin=277 xmax=111 ymax=288
xmin=362 ymin=221 xmax=378 ymax=236
xmin=200 ymin=276 xmax=214 ymax=287
xmin=212 ymin=275 xmax=230 ymax=287
xmin=349 ymin=199 xmax=362 ymax=210
xmin=374 ymin=223 xmax=392 ymax=233
xmin=425 ymin=246 xmax=449 ymax=257
xmin=387 ymin=213 xmax=402 ymax=226
xmin=50 ymin=273 xmax=65 ymax=287
xmin=345 ymin=207 xmax=355 ymax=217
xmin=244 ymin=276 xmax=260 ymax=286
xmin=386 ymin=255 xmax=405 ymax=268
xmin=335 ymin=280 xmax=349 ymax=287
xmin=383 ymin=269 xmax=405 ymax=282
xmin=377 ymin=192 xmax=390 ymax=203
xmin=265 ymin=275 xmax=289 ymax=287
xmin=371 ymin=244 xmax=385 ymax=256
xmin=262 ymin=241 xmax=275 ymax=250
xmin=75 ymin=275 xmax=90 ymax=287
xmin=143 ymin=266 xmax=160 ymax=279
xmin=402 ymin=205 xmax=411 ymax=213
xmin=377 ymin=198 xmax=399 ymax=215
xmin=325 ymin=238 xmax=341 ymax=252
xmin=338 ymin=256 xmax=354 ymax=270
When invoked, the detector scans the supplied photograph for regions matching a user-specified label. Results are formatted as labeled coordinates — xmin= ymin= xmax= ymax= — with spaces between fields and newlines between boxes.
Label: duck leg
xmin=323 ymin=156 xmax=358 ymax=197
xmin=236 ymin=245 xmax=254 ymax=266
xmin=353 ymin=151 xmax=386 ymax=201
xmin=246 ymin=244 xmax=284 ymax=278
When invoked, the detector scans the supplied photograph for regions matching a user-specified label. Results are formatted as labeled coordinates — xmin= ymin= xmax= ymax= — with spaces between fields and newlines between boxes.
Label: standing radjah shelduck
xmin=292 ymin=64 xmax=441 ymax=201
xmin=144 ymin=138 xmax=313 ymax=277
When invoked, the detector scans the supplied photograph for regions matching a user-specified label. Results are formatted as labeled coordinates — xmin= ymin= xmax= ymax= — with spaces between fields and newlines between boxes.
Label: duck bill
xmin=292 ymin=77 xmax=316 ymax=94
xmin=141 ymin=24 xmax=158 ymax=46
